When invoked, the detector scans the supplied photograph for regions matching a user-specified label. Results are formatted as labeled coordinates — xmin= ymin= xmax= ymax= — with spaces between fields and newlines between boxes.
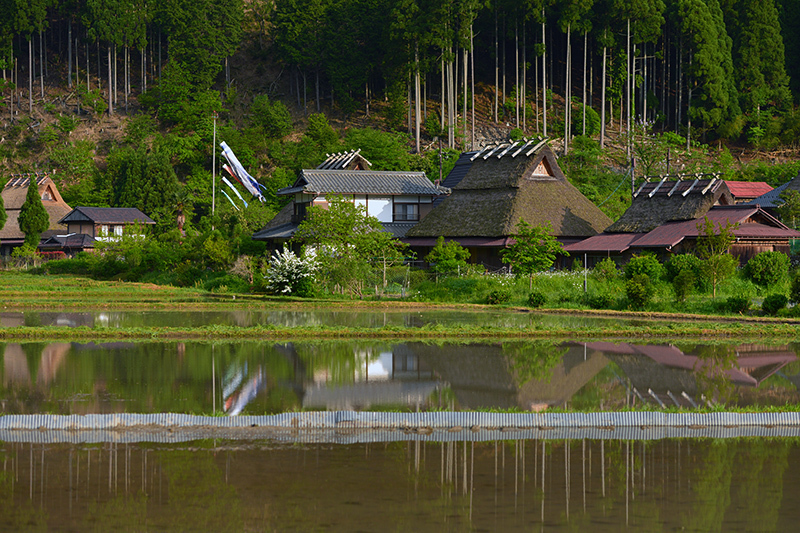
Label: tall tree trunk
xmin=626 ymin=19 xmax=631 ymax=164
xmin=39 ymin=30 xmax=44 ymax=98
xmin=494 ymin=8 xmax=498 ymax=123
xmin=113 ymin=45 xmax=117 ymax=105
xmin=542 ymin=12 xmax=547 ymax=137
xmin=471 ymin=25 xmax=475 ymax=149
xmin=67 ymin=23 xmax=72 ymax=89
xmin=107 ymin=45 xmax=113 ymax=115
xmin=600 ymin=42 xmax=607 ymax=148
xmin=677 ymin=34 xmax=682 ymax=133
xmin=515 ymin=20 xmax=519 ymax=128
xmin=441 ymin=55 xmax=445 ymax=133
xmin=582 ymin=32 xmax=587 ymax=136
xmin=565 ymin=24 xmax=571 ymax=154
xmin=415 ymin=47 xmax=420 ymax=152
xmin=523 ymin=22 xmax=527 ymax=131
xmin=28 ymin=38 xmax=33 ymax=113
xmin=125 ymin=45 xmax=129 ymax=112
xmin=463 ymin=47 xmax=467 ymax=148
xmin=502 ymin=17 xmax=506 ymax=108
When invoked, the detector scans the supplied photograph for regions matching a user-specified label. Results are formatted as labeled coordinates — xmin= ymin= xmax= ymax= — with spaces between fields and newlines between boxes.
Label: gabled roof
xmin=745 ymin=172 xmax=800 ymax=208
xmin=606 ymin=177 xmax=733 ymax=233
xmin=406 ymin=142 xmax=612 ymax=239
xmin=563 ymin=232 xmax=645 ymax=254
xmin=278 ymin=169 xmax=449 ymax=197
xmin=59 ymin=207 xmax=155 ymax=225
xmin=39 ymin=233 xmax=97 ymax=250
xmin=724 ymin=180 xmax=773 ymax=199
xmin=1 ymin=174 xmax=72 ymax=242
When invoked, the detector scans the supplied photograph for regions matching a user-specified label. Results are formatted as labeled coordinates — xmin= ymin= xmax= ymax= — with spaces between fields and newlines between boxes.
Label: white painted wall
xmin=367 ymin=196 xmax=392 ymax=222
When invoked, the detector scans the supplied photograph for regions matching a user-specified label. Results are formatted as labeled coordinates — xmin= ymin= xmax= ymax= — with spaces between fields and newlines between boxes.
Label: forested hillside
xmin=2 ymin=0 xmax=800 ymax=234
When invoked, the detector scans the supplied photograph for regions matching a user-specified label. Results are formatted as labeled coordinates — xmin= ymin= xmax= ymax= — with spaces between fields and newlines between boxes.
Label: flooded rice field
xmin=0 ymin=436 xmax=798 ymax=531
xmin=0 ymin=308 xmax=668 ymax=329
xmin=1 ymin=339 xmax=798 ymax=415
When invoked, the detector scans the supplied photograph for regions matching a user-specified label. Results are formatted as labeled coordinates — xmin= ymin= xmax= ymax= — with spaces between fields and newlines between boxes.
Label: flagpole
xmin=212 ymin=111 xmax=218 ymax=230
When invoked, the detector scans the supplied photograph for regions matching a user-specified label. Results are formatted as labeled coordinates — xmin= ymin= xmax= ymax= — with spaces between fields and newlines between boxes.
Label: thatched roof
xmin=606 ymin=177 xmax=734 ymax=233
xmin=406 ymin=143 xmax=612 ymax=239
xmin=1 ymin=174 xmax=72 ymax=242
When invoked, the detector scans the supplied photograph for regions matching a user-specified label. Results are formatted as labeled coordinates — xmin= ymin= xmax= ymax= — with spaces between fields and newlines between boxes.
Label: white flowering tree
xmin=264 ymin=247 xmax=317 ymax=296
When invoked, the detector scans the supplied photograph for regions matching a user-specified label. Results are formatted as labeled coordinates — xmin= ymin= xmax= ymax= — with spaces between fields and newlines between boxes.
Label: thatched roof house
xmin=0 ymin=174 xmax=72 ymax=256
xmin=403 ymin=141 xmax=612 ymax=268
xmin=566 ymin=175 xmax=800 ymax=264
xmin=605 ymin=175 xmax=734 ymax=234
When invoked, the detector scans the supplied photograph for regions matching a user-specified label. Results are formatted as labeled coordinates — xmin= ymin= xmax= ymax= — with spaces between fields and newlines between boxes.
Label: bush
xmin=487 ymin=288 xmax=512 ymax=305
xmin=592 ymin=257 xmax=619 ymax=282
xmin=585 ymin=292 xmax=614 ymax=309
xmin=426 ymin=236 xmax=470 ymax=274
xmin=624 ymin=254 xmax=663 ymax=281
xmin=792 ymin=271 xmax=800 ymax=304
xmin=263 ymin=247 xmax=317 ymax=296
xmin=724 ymin=295 xmax=750 ymax=314
xmin=527 ymin=291 xmax=546 ymax=308
xmin=250 ymin=95 xmax=293 ymax=138
xmin=762 ymin=293 xmax=788 ymax=315
xmin=672 ymin=270 xmax=696 ymax=302
xmin=625 ymin=274 xmax=653 ymax=309
xmin=664 ymin=254 xmax=703 ymax=281
xmin=744 ymin=251 xmax=790 ymax=287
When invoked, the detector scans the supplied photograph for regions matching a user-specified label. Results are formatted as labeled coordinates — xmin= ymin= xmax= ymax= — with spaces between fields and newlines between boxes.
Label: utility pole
xmin=212 ymin=111 xmax=217 ymax=230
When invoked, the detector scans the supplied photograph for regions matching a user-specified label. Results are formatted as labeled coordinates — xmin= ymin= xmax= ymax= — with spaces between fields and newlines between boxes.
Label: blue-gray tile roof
xmin=278 ymin=170 xmax=449 ymax=197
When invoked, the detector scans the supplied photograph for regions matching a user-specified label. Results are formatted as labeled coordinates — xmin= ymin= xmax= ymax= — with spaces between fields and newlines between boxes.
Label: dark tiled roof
xmin=40 ymin=233 xmax=97 ymax=250
xmin=745 ymin=173 xmax=800 ymax=208
xmin=407 ymin=144 xmax=611 ymax=239
xmin=59 ymin=207 xmax=155 ymax=225
xmin=606 ymin=178 xmax=733 ymax=233
xmin=278 ymin=169 xmax=449 ymax=196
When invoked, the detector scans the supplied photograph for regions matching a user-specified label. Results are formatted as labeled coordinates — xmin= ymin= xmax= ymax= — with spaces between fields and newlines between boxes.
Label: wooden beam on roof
xmin=648 ymin=175 xmax=668 ymax=197
xmin=682 ymin=179 xmax=700 ymax=197
xmin=667 ymin=179 xmax=682 ymax=197
xmin=633 ymin=178 xmax=649 ymax=198
xmin=524 ymin=139 xmax=548 ymax=157
xmin=511 ymin=139 xmax=535 ymax=157
xmin=470 ymin=145 xmax=493 ymax=161
xmin=701 ymin=177 xmax=717 ymax=195
xmin=496 ymin=141 xmax=519 ymax=159
xmin=483 ymin=144 xmax=507 ymax=159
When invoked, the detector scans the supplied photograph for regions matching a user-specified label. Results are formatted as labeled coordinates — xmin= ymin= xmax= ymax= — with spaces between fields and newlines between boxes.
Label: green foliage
xmin=18 ymin=178 xmax=49 ymax=247
xmin=503 ymin=342 xmax=566 ymax=385
xmin=501 ymin=220 xmax=566 ymax=289
xmin=250 ymin=95 xmax=293 ymax=138
xmin=591 ymin=257 xmax=620 ymax=282
xmin=585 ymin=292 xmax=615 ymax=309
xmin=202 ymin=231 xmax=235 ymax=270
xmin=305 ymin=113 xmax=339 ymax=150
xmin=673 ymin=269 xmax=696 ymax=302
xmin=527 ymin=291 xmax=546 ymax=308
xmin=664 ymin=253 xmax=703 ymax=281
xmin=425 ymin=236 xmax=470 ymax=274
xmin=790 ymin=271 xmax=800 ymax=304
xmin=696 ymin=216 xmax=739 ymax=297
xmin=625 ymin=273 xmax=653 ymax=309
xmin=761 ymin=293 xmax=788 ymax=315
xmin=487 ymin=288 xmax=512 ymax=305
xmin=724 ymin=295 xmax=750 ymax=314
xmin=263 ymin=247 xmax=317 ymax=296
xmin=0 ymin=181 xmax=5 ymax=233
xmin=743 ymin=251 xmax=789 ymax=287
xmin=344 ymin=128 xmax=413 ymax=170
xmin=624 ymin=253 xmax=663 ymax=281
xmin=509 ymin=128 xmax=523 ymax=141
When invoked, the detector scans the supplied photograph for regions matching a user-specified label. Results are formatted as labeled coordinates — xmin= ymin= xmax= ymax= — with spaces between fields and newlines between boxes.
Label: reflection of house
xmin=584 ymin=341 xmax=797 ymax=407
xmin=403 ymin=142 xmax=612 ymax=268
xmin=0 ymin=174 xmax=72 ymax=256
xmin=405 ymin=342 xmax=608 ymax=410
xmin=565 ymin=177 xmax=800 ymax=265
xmin=253 ymin=150 xmax=449 ymax=251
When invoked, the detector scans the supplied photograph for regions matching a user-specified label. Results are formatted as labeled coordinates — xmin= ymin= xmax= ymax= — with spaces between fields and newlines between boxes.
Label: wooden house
xmin=253 ymin=150 xmax=450 ymax=250
xmin=0 ymin=174 xmax=72 ymax=257
xmin=402 ymin=140 xmax=613 ymax=268
xmin=58 ymin=206 xmax=155 ymax=241
xmin=565 ymin=176 xmax=800 ymax=264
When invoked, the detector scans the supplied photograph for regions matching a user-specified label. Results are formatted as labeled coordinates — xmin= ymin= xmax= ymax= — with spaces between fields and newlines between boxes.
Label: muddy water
xmin=1 ymin=340 xmax=799 ymax=415
xmin=0 ymin=437 xmax=797 ymax=531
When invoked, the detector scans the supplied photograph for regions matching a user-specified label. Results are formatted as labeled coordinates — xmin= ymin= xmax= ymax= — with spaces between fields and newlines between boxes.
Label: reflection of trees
xmin=0 ymin=453 xmax=47 ymax=532
xmin=682 ymin=441 xmax=733 ymax=532
xmin=502 ymin=341 xmax=568 ymax=384
xmin=692 ymin=344 xmax=738 ymax=405
xmin=729 ymin=440 xmax=790 ymax=531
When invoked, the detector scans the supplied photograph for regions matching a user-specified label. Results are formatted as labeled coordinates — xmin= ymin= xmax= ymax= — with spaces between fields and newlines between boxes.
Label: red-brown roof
xmin=724 ymin=181 xmax=773 ymax=199
xmin=562 ymin=233 xmax=644 ymax=253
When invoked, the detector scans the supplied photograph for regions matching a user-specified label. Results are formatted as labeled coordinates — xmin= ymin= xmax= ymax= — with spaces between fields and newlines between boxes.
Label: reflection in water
xmin=0 ymin=437 xmax=798 ymax=531
xmin=1 ymin=340 xmax=800 ymax=415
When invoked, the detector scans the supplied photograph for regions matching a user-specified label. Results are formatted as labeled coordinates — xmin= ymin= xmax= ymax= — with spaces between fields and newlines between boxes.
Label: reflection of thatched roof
xmin=606 ymin=178 xmax=733 ymax=233
xmin=406 ymin=144 xmax=612 ymax=238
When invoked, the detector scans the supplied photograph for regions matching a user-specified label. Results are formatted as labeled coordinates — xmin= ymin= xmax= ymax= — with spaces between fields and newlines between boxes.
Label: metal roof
xmin=562 ymin=233 xmax=645 ymax=254
xmin=723 ymin=180 xmax=773 ymax=199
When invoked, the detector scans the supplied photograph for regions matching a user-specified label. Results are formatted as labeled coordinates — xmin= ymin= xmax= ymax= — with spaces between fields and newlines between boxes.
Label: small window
xmin=393 ymin=203 xmax=419 ymax=222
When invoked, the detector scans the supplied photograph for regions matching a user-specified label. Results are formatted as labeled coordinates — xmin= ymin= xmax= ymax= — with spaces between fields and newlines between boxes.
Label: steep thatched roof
xmin=406 ymin=143 xmax=612 ymax=238
xmin=606 ymin=177 xmax=734 ymax=233
xmin=0 ymin=174 xmax=72 ymax=242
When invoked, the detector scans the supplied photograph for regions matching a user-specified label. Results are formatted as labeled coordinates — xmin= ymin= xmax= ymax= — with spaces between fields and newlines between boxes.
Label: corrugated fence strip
xmin=0 ymin=411 xmax=797 ymax=445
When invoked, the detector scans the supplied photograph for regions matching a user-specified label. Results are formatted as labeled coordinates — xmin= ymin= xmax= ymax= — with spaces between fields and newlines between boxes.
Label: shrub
xmin=487 ymin=288 xmax=512 ymax=305
xmin=762 ymin=293 xmax=788 ymax=315
xmin=527 ymin=291 xmax=546 ymax=308
xmin=624 ymin=254 xmax=663 ymax=281
xmin=672 ymin=269 xmax=696 ymax=302
xmin=426 ymin=236 xmax=470 ymax=274
xmin=664 ymin=254 xmax=703 ymax=281
xmin=792 ymin=271 xmax=800 ymax=304
xmin=592 ymin=257 xmax=619 ymax=282
xmin=585 ymin=292 xmax=614 ymax=309
xmin=625 ymin=274 xmax=653 ymax=309
xmin=724 ymin=295 xmax=750 ymax=314
xmin=744 ymin=251 xmax=790 ymax=287
xmin=263 ymin=247 xmax=317 ymax=296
